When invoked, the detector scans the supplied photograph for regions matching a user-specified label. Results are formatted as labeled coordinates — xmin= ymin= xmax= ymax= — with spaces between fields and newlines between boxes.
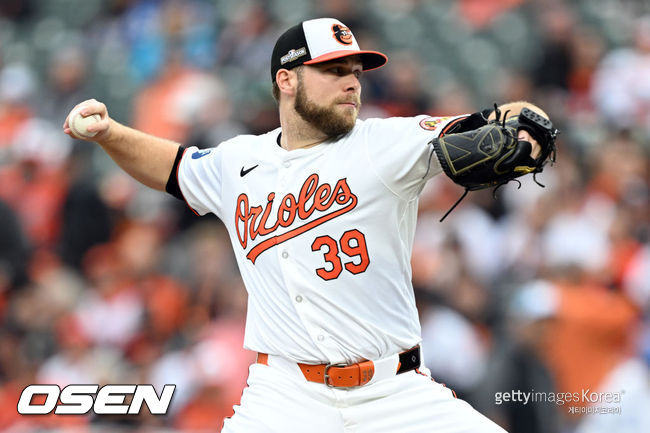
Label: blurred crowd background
xmin=1 ymin=0 xmax=649 ymax=432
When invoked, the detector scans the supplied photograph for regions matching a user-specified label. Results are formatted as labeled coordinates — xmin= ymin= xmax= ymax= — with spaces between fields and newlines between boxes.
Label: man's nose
xmin=344 ymin=74 xmax=361 ymax=93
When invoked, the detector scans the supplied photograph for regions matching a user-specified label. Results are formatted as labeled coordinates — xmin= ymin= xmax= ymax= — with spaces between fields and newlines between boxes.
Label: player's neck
xmin=279 ymin=108 xmax=328 ymax=151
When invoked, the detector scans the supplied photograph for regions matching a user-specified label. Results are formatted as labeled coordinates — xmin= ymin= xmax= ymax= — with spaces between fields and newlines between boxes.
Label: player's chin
xmin=322 ymin=115 xmax=356 ymax=137
xmin=337 ymin=112 xmax=357 ymax=130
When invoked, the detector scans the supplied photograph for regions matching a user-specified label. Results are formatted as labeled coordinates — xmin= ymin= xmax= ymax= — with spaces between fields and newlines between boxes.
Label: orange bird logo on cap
xmin=332 ymin=24 xmax=353 ymax=45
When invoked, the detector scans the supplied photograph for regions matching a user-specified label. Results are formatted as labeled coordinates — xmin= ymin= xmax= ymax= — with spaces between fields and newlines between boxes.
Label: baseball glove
xmin=432 ymin=105 xmax=558 ymax=221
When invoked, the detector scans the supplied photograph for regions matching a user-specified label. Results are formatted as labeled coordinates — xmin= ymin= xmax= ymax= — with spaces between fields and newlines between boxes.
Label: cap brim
xmin=304 ymin=50 xmax=387 ymax=71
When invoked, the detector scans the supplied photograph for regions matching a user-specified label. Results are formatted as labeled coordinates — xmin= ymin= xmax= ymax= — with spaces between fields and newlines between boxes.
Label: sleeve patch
xmin=191 ymin=149 xmax=212 ymax=159
xmin=419 ymin=116 xmax=451 ymax=131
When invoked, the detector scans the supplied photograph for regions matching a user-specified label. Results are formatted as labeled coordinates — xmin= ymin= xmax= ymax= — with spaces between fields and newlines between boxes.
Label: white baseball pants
xmin=221 ymin=354 xmax=507 ymax=433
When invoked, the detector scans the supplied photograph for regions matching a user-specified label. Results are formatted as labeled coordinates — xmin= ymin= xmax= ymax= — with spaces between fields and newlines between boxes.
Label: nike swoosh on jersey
xmin=240 ymin=165 xmax=259 ymax=177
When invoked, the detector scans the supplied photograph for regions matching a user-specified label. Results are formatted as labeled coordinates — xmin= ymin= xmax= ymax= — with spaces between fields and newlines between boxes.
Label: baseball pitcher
xmin=63 ymin=18 xmax=557 ymax=433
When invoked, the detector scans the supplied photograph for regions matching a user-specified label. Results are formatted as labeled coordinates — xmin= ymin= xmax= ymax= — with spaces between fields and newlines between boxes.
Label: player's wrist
xmin=95 ymin=118 xmax=122 ymax=146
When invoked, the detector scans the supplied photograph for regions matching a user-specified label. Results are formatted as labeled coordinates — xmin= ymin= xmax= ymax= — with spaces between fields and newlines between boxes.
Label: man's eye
xmin=327 ymin=66 xmax=362 ymax=78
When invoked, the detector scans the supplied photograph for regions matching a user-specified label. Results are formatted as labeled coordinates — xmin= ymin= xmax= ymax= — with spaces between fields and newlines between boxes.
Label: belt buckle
xmin=323 ymin=363 xmax=347 ymax=388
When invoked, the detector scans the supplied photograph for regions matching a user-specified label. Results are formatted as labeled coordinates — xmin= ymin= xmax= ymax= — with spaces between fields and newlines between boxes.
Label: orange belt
xmin=257 ymin=346 xmax=421 ymax=388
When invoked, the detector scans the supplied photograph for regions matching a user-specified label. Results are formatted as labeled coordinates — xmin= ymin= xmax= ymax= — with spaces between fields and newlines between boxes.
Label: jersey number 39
xmin=311 ymin=229 xmax=369 ymax=281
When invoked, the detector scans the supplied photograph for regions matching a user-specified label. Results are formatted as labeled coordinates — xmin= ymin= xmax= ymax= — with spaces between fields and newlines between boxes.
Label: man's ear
xmin=276 ymin=69 xmax=297 ymax=98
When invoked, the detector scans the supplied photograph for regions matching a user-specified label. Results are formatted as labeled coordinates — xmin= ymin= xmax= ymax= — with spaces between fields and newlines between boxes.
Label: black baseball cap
xmin=271 ymin=18 xmax=388 ymax=82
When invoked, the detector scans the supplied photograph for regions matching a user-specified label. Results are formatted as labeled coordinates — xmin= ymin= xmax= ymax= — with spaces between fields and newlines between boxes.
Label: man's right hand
xmin=61 ymin=99 xmax=181 ymax=192
xmin=63 ymin=99 xmax=111 ymax=141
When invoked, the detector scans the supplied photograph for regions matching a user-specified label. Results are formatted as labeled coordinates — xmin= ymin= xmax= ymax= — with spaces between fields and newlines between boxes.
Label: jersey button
xmin=283 ymin=161 xmax=291 ymax=168
xmin=295 ymin=295 xmax=303 ymax=303
xmin=317 ymin=335 xmax=325 ymax=341
xmin=281 ymin=251 xmax=289 ymax=259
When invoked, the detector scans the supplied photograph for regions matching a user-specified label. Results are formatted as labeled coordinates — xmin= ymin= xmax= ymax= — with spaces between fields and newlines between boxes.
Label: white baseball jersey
xmin=177 ymin=114 xmax=466 ymax=365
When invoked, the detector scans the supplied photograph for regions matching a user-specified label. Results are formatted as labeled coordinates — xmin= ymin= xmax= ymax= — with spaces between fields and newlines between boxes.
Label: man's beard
xmin=294 ymin=79 xmax=360 ymax=139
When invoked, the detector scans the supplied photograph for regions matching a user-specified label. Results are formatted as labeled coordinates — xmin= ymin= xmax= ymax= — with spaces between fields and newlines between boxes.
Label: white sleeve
xmin=362 ymin=114 xmax=470 ymax=200
xmin=177 ymin=146 xmax=224 ymax=218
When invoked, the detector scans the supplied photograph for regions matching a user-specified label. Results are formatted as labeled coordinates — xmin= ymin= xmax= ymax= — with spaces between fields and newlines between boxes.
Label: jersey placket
xmin=275 ymin=152 xmax=342 ymax=362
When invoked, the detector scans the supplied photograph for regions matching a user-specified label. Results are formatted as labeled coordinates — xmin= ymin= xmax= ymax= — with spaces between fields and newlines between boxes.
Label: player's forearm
xmin=97 ymin=120 xmax=179 ymax=191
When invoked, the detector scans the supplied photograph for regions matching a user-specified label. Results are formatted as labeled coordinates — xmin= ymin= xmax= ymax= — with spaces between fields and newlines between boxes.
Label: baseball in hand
xmin=69 ymin=108 xmax=101 ymax=138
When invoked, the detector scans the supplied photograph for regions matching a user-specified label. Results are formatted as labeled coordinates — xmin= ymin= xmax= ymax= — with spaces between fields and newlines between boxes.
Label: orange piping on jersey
xmin=439 ymin=115 xmax=470 ymax=137
xmin=416 ymin=368 xmax=459 ymax=399
xmin=442 ymin=383 xmax=458 ymax=398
